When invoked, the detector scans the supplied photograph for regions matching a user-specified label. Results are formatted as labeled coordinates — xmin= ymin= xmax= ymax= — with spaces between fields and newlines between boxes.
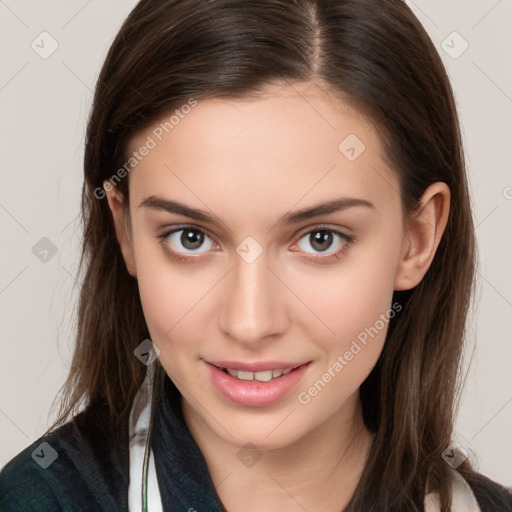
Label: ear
xmin=394 ymin=182 xmax=450 ymax=291
xmin=104 ymin=182 xmax=137 ymax=278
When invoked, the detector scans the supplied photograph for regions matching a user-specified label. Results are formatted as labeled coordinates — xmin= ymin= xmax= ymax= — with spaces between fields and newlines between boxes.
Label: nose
xmin=218 ymin=250 xmax=289 ymax=345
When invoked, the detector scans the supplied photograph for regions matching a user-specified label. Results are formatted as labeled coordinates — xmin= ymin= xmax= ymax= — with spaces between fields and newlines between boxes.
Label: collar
xmin=127 ymin=363 xmax=162 ymax=512
xmin=424 ymin=468 xmax=481 ymax=511
xmin=128 ymin=363 xmax=225 ymax=512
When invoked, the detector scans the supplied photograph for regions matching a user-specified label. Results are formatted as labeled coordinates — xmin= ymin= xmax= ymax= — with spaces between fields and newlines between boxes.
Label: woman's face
xmin=108 ymin=82 xmax=421 ymax=450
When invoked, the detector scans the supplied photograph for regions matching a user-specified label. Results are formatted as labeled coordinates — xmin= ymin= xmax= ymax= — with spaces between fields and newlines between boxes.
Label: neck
xmin=182 ymin=392 xmax=373 ymax=512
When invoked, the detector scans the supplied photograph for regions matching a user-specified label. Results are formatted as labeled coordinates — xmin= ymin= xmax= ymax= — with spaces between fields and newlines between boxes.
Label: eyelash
xmin=157 ymin=224 xmax=355 ymax=263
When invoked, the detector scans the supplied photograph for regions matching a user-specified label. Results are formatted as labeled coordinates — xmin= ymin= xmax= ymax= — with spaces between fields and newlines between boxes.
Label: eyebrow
xmin=139 ymin=195 xmax=375 ymax=227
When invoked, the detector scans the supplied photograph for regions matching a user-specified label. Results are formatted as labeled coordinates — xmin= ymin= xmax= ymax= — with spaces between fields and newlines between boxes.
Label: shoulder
xmin=0 ymin=402 xmax=130 ymax=512
xmin=463 ymin=471 xmax=512 ymax=512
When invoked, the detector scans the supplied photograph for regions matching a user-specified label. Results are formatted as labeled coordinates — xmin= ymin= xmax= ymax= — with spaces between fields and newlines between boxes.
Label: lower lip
xmin=206 ymin=362 xmax=310 ymax=407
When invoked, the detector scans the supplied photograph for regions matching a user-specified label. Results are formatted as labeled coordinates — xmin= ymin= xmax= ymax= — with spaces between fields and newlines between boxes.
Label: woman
xmin=1 ymin=0 xmax=511 ymax=510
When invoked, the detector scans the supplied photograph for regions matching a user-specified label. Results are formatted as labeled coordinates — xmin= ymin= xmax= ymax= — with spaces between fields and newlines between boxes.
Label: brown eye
xmin=309 ymin=230 xmax=334 ymax=252
xmin=181 ymin=229 xmax=204 ymax=250
xmin=296 ymin=228 xmax=350 ymax=255
xmin=164 ymin=228 xmax=215 ymax=254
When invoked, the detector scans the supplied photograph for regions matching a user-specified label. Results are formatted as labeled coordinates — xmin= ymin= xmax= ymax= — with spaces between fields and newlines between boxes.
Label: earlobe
xmin=104 ymin=183 xmax=137 ymax=278
xmin=394 ymin=182 xmax=450 ymax=291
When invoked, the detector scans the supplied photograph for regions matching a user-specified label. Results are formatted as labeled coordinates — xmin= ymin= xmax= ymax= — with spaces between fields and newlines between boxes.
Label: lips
xmin=205 ymin=360 xmax=311 ymax=407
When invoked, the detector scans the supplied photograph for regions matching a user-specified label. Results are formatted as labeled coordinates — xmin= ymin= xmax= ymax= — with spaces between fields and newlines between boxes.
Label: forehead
xmin=126 ymin=82 xmax=400 ymax=223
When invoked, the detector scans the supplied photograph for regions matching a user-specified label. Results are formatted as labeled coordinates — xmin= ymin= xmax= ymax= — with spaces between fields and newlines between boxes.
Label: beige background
xmin=1 ymin=0 xmax=511 ymax=486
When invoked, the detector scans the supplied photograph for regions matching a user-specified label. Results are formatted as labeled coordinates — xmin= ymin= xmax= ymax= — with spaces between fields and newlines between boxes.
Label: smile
xmin=205 ymin=361 xmax=311 ymax=407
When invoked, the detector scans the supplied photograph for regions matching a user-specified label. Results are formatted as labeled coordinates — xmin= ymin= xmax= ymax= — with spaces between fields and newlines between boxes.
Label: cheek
xmin=294 ymin=288 xmax=396 ymax=414
xmin=132 ymin=240 xmax=207 ymax=360
xmin=137 ymin=272 xmax=209 ymax=388
xmin=294 ymin=240 xmax=400 ymax=347
xmin=291 ymin=230 xmax=402 ymax=398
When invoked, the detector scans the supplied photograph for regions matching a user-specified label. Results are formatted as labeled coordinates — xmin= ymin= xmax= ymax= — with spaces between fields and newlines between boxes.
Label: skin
xmin=105 ymin=81 xmax=450 ymax=511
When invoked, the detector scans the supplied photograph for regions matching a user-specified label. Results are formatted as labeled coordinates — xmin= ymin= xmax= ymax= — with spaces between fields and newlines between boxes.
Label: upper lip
xmin=206 ymin=360 xmax=310 ymax=372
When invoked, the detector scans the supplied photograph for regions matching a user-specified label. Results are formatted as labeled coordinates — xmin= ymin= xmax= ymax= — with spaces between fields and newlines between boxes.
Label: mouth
xmin=205 ymin=360 xmax=311 ymax=407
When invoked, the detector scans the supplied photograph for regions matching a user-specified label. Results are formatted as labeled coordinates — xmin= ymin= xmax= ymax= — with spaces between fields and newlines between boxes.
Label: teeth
xmin=254 ymin=370 xmax=273 ymax=382
xmin=223 ymin=367 xmax=296 ymax=382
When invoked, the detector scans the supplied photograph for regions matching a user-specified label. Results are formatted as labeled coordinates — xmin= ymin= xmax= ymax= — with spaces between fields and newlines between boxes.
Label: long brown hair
xmin=50 ymin=1 xmax=477 ymax=510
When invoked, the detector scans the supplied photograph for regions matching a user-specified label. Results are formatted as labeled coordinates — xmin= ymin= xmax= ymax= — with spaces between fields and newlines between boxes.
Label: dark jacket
xmin=1 ymin=374 xmax=511 ymax=511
